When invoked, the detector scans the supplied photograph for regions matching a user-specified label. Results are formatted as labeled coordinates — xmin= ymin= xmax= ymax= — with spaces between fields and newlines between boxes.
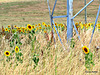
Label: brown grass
xmin=0 ymin=28 xmax=100 ymax=75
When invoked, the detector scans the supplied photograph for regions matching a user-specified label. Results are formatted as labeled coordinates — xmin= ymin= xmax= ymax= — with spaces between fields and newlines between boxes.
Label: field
xmin=0 ymin=0 xmax=100 ymax=75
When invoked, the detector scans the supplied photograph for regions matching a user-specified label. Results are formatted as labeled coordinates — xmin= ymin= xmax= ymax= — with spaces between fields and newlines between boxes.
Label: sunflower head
xmin=79 ymin=22 xmax=82 ymax=24
xmin=88 ymin=23 xmax=91 ymax=27
xmin=98 ymin=26 xmax=100 ymax=29
xmin=8 ymin=25 xmax=11 ymax=28
xmin=39 ymin=26 xmax=42 ymax=29
xmin=35 ymin=24 xmax=37 ymax=27
xmin=44 ymin=30 xmax=47 ymax=33
xmin=48 ymin=25 xmax=50 ymax=27
xmin=61 ymin=24 xmax=64 ymax=27
xmin=22 ymin=29 xmax=25 ymax=33
xmin=15 ymin=46 xmax=19 ymax=53
xmin=55 ymin=23 xmax=57 ymax=26
xmin=83 ymin=24 xmax=86 ymax=27
xmin=42 ymin=22 xmax=45 ymax=25
xmin=45 ymin=24 xmax=47 ymax=27
xmin=32 ymin=25 xmax=35 ymax=29
xmin=4 ymin=51 xmax=10 ymax=56
xmin=38 ymin=23 xmax=41 ymax=26
xmin=5 ymin=28 xmax=8 ymax=31
xmin=27 ymin=24 xmax=32 ymax=31
xmin=14 ymin=25 xmax=17 ymax=28
xmin=8 ymin=29 xmax=11 ymax=33
xmin=2 ymin=28 xmax=5 ymax=32
xmin=19 ymin=29 xmax=22 ymax=33
xmin=82 ymin=46 xmax=89 ymax=54
xmin=58 ymin=24 xmax=60 ymax=26
xmin=75 ymin=22 xmax=78 ymax=26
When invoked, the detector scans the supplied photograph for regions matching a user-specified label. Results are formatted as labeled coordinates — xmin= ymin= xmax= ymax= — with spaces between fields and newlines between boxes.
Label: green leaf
xmin=36 ymin=58 xmax=39 ymax=65
xmin=12 ymin=39 xmax=14 ymax=42
xmin=85 ymin=55 xmax=88 ymax=60
xmin=34 ymin=65 xmax=36 ymax=69
xmin=12 ymin=29 xmax=16 ymax=34
xmin=6 ymin=59 xmax=8 ymax=62
xmin=28 ymin=35 xmax=31 ymax=39
xmin=16 ymin=56 xmax=19 ymax=60
xmin=34 ymin=36 xmax=36 ymax=41
xmin=19 ymin=42 xmax=22 ymax=45
xmin=12 ymin=50 xmax=15 ymax=53
xmin=18 ymin=53 xmax=23 ymax=56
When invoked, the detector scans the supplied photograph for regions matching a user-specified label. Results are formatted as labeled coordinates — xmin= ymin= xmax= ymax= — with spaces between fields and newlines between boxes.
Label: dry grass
xmin=0 ymin=28 xmax=100 ymax=75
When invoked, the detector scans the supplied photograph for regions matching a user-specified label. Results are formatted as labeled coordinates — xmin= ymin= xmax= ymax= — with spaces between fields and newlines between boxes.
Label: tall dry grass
xmin=0 ymin=28 xmax=100 ymax=75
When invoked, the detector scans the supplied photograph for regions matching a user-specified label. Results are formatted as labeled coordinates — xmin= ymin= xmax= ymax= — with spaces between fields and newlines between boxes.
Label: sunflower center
xmin=6 ymin=52 xmax=9 ymax=55
xmin=16 ymin=48 xmax=18 ymax=51
xmin=32 ymin=26 xmax=34 ymax=28
xmin=28 ymin=26 xmax=31 ymax=29
xmin=19 ymin=30 xmax=21 ymax=32
xmin=84 ymin=48 xmax=88 ymax=52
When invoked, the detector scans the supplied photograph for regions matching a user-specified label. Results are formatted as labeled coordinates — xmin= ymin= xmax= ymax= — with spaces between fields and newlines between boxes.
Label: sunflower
xmin=15 ymin=46 xmax=19 ymax=53
xmin=44 ymin=30 xmax=47 ymax=33
xmin=88 ymin=23 xmax=91 ymax=27
xmin=39 ymin=26 xmax=42 ymax=29
xmin=17 ymin=27 xmax=20 ymax=30
xmin=32 ymin=25 xmax=35 ymax=29
xmin=75 ymin=22 xmax=78 ymax=26
xmin=19 ymin=29 xmax=22 ymax=33
xmin=8 ymin=29 xmax=11 ymax=33
xmin=5 ymin=28 xmax=8 ymax=31
xmin=85 ymin=24 xmax=89 ymax=29
xmin=27 ymin=24 xmax=32 ymax=31
xmin=58 ymin=24 xmax=60 ymax=26
xmin=82 ymin=46 xmax=89 ymax=54
xmin=80 ymin=24 xmax=83 ymax=29
xmin=42 ymin=22 xmax=45 ymax=25
xmin=22 ymin=29 xmax=25 ymax=33
xmin=2 ymin=28 xmax=5 ymax=32
xmin=14 ymin=25 xmax=17 ymax=28
xmin=8 ymin=25 xmax=11 ymax=28
xmin=98 ymin=26 xmax=100 ymax=29
xmin=83 ymin=24 xmax=86 ymax=28
xmin=36 ymin=27 xmax=39 ymax=30
xmin=45 ymin=24 xmax=47 ymax=27
xmin=55 ymin=22 xmax=57 ymax=26
xmin=22 ymin=27 xmax=25 ymax=31
xmin=48 ymin=25 xmax=50 ymax=27
xmin=35 ymin=24 xmax=37 ymax=27
xmin=79 ymin=22 xmax=82 ymax=24
xmin=4 ymin=51 xmax=10 ymax=56
xmin=38 ymin=23 xmax=41 ymax=26
xmin=61 ymin=24 xmax=64 ymax=27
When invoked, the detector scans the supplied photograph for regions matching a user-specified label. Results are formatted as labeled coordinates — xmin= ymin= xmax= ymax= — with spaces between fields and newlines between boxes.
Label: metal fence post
xmin=67 ymin=0 xmax=73 ymax=42
xmin=85 ymin=0 xmax=87 ymax=24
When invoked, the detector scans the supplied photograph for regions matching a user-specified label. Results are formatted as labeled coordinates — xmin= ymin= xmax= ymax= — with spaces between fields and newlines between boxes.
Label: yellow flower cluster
xmin=2 ymin=21 xmax=100 ymax=35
